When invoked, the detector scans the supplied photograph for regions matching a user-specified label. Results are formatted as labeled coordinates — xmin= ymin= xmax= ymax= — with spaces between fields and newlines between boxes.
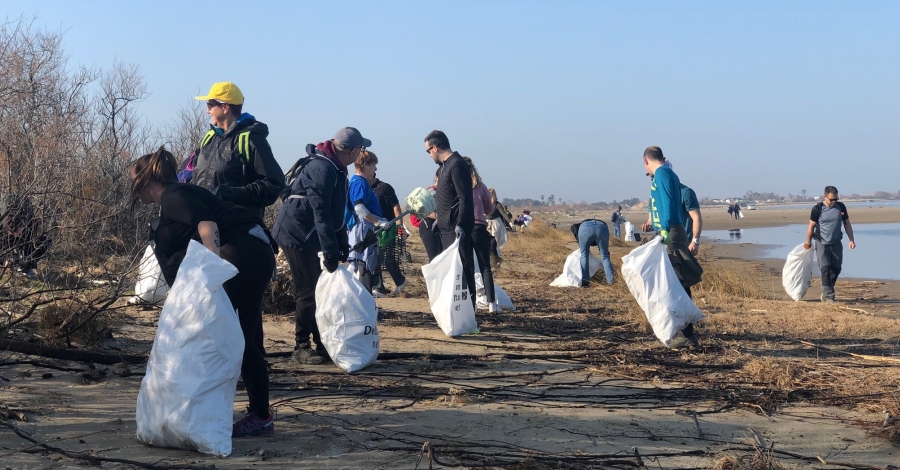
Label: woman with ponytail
xmin=130 ymin=147 xmax=276 ymax=438
xmin=462 ymin=156 xmax=500 ymax=313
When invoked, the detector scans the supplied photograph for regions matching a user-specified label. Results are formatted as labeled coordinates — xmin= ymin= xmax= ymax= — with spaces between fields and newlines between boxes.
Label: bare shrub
xmin=0 ymin=17 xmax=200 ymax=350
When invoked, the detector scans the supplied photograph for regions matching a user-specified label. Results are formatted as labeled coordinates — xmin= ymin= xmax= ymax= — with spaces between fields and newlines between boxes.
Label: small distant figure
xmin=611 ymin=205 xmax=626 ymax=238
xmin=1 ymin=194 xmax=51 ymax=278
xmin=732 ymin=203 xmax=742 ymax=220
xmin=727 ymin=205 xmax=734 ymax=219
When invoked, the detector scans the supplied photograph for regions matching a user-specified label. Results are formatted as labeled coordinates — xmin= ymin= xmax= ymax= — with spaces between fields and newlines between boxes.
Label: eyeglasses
xmin=426 ymin=145 xmax=435 ymax=154
xmin=826 ymin=195 xmax=839 ymax=202
xmin=206 ymin=101 xmax=223 ymax=109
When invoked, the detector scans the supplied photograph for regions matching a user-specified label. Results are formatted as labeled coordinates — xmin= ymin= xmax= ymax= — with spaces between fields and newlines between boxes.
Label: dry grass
xmin=38 ymin=297 xmax=112 ymax=347
xmin=694 ymin=258 xmax=773 ymax=300
xmin=741 ymin=358 xmax=806 ymax=391
xmin=712 ymin=450 xmax=788 ymax=470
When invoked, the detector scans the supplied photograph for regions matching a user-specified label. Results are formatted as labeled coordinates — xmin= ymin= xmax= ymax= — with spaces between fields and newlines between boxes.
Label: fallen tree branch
xmin=0 ymin=340 xmax=146 ymax=365
xmin=0 ymin=419 xmax=214 ymax=469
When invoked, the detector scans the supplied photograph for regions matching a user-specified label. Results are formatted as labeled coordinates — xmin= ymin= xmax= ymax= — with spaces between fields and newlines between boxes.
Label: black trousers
xmin=471 ymin=225 xmax=496 ymax=303
xmin=282 ymin=246 xmax=323 ymax=350
xmin=373 ymin=239 xmax=405 ymax=292
xmin=440 ymin=229 xmax=477 ymax=311
xmin=816 ymin=242 xmax=843 ymax=300
xmin=665 ymin=225 xmax=698 ymax=337
xmin=418 ymin=218 xmax=443 ymax=262
xmin=355 ymin=260 xmax=375 ymax=294
xmin=220 ymin=234 xmax=275 ymax=418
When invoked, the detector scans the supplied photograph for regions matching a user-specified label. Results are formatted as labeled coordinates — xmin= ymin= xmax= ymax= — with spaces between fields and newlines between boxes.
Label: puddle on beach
xmin=704 ymin=223 xmax=900 ymax=280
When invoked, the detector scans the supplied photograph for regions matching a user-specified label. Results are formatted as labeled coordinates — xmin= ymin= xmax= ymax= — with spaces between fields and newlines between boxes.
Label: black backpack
xmin=278 ymin=156 xmax=315 ymax=202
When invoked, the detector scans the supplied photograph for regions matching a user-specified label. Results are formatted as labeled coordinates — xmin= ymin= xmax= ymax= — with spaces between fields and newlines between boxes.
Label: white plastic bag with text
xmin=422 ymin=238 xmax=478 ymax=337
xmin=316 ymin=265 xmax=379 ymax=373
xmin=136 ymin=241 xmax=242 ymax=457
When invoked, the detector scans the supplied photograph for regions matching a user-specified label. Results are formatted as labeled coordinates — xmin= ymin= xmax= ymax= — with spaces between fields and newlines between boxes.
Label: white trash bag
xmin=475 ymin=272 xmax=516 ymax=311
xmin=624 ymin=222 xmax=635 ymax=241
xmin=136 ymin=241 xmax=243 ymax=457
xmin=421 ymin=238 xmax=478 ymax=337
xmin=129 ymin=245 xmax=168 ymax=305
xmin=316 ymin=265 xmax=379 ymax=373
xmin=550 ymin=249 xmax=600 ymax=287
xmin=621 ymin=238 xmax=704 ymax=347
xmin=782 ymin=243 xmax=816 ymax=301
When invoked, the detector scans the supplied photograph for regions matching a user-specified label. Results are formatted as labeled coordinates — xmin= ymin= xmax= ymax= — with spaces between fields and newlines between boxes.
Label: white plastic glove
xmin=376 ymin=219 xmax=392 ymax=230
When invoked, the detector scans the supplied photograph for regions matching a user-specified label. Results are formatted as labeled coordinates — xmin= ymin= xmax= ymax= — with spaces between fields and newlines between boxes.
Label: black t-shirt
xmin=154 ymin=184 xmax=262 ymax=285
xmin=371 ymin=179 xmax=399 ymax=220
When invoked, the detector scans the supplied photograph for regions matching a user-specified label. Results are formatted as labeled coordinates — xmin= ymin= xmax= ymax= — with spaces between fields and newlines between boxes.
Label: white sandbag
xmin=315 ymin=265 xmax=379 ymax=373
xmin=136 ymin=241 xmax=242 ymax=457
xmin=129 ymin=245 xmax=168 ymax=305
xmin=621 ymin=238 xmax=704 ymax=347
xmin=782 ymin=243 xmax=816 ymax=301
xmin=475 ymin=272 xmax=516 ymax=311
xmin=549 ymin=249 xmax=600 ymax=287
xmin=421 ymin=238 xmax=478 ymax=337
xmin=624 ymin=222 xmax=635 ymax=241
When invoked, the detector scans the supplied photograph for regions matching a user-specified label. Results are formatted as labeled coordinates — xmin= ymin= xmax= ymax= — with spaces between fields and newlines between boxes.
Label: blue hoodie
xmin=649 ymin=165 xmax=684 ymax=231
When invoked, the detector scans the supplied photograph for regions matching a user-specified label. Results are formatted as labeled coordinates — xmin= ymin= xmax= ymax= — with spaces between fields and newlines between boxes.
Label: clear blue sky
xmin=7 ymin=1 xmax=899 ymax=204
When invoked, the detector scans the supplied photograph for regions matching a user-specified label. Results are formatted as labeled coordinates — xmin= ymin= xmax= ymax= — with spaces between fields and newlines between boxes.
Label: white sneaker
xmin=392 ymin=280 xmax=407 ymax=295
xmin=489 ymin=302 xmax=502 ymax=313
xmin=371 ymin=289 xmax=386 ymax=299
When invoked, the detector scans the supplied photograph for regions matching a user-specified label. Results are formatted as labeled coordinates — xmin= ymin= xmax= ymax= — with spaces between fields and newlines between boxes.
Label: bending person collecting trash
xmin=639 ymin=147 xmax=701 ymax=348
xmin=272 ymin=127 xmax=366 ymax=365
xmin=130 ymin=147 xmax=275 ymax=438
xmin=571 ymin=219 xmax=615 ymax=286
xmin=425 ymin=130 xmax=476 ymax=311
xmin=803 ymin=186 xmax=855 ymax=303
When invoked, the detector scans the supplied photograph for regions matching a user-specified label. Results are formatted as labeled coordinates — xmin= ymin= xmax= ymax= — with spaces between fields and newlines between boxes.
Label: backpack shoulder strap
xmin=199 ymin=129 xmax=216 ymax=148
xmin=236 ymin=131 xmax=252 ymax=165
xmin=280 ymin=155 xmax=318 ymax=201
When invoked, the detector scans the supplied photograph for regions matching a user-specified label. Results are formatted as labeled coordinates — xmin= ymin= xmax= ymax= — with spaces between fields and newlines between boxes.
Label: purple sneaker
xmin=232 ymin=411 xmax=274 ymax=437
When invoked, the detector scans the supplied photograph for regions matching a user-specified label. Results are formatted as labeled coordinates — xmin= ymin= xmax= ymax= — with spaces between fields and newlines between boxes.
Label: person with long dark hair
xmin=130 ymin=147 xmax=275 ymax=437
xmin=463 ymin=156 xmax=500 ymax=313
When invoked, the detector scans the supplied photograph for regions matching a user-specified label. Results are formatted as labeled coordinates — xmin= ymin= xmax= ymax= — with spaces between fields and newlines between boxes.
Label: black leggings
xmin=220 ymin=234 xmax=275 ymax=418
xmin=418 ymin=218 xmax=443 ymax=262
xmin=471 ymin=225 xmax=496 ymax=303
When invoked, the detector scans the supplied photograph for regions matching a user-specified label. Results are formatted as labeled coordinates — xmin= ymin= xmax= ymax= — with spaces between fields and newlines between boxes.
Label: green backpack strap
xmin=199 ymin=129 xmax=252 ymax=165
xmin=236 ymin=131 xmax=252 ymax=165
xmin=199 ymin=129 xmax=216 ymax=148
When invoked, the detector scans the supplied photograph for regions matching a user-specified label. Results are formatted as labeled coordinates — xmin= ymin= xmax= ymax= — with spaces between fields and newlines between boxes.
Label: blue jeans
xmin=613 ymin=223 xmax=621 ymax=238
xmin=578 ymin=220 xmax=614 ymax=284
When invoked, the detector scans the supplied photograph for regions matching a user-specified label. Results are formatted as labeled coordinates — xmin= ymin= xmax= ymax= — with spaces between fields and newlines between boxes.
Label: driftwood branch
xmin=0 ymin=340 xmax=146 ymax=364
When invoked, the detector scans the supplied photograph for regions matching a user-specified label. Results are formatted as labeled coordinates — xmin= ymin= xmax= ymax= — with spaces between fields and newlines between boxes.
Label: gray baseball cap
xmin=332 ymin=127 xmax=372 ymax=149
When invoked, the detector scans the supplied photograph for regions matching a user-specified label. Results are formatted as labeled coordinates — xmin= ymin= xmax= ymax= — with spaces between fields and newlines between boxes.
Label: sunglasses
xmin=826 ymin=195 xmax=839 ymax=202
xmin=426 ymin=145 xmax=435 ymax=154
xmin=206 ymin=101 xmax=223 ymax=109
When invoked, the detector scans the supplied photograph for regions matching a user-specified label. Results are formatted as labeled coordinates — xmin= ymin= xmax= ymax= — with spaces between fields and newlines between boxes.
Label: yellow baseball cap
xmin=195 ymin=82 xmax=244 ymax=105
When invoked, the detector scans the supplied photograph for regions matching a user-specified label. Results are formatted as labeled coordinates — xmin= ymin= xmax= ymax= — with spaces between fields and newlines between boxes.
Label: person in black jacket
xmin=272 ymin=127 xmax=369 ymax=364
xmin=192 ymin=82 xmax=285 ymax=220
xmin=424 ymin=130 xmax=476 ymax=311
xmin=193 ymin=82 xmax=284 ymax=355
xmin=130 ymin=147 xmax=276 ymax=438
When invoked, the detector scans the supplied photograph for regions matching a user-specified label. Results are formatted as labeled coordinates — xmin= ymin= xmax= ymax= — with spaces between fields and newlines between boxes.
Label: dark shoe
xmin=581 ymin=281 xmax=589 ymax=288
xmin=314 ymin=345 xmax=331 ymax=361
xmin=232 ymin=411 xmax=274 ymax=437
xmin=291 ymin=345 xmax=323 ymax=365
xmin=684 ymin=331 xmax=700 ymax=348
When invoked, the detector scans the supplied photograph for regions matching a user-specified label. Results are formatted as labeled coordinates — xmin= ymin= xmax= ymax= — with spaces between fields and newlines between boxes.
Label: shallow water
xmin=746 ymin=200 xmax=900 ymax=211
xmin=704 ymin=223 xmax=900 ymax=280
